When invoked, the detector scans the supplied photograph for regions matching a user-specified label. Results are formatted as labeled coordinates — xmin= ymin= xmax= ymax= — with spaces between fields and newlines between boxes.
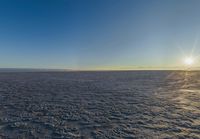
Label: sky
xmin=0 ymin=0 xmax=200 ymax=70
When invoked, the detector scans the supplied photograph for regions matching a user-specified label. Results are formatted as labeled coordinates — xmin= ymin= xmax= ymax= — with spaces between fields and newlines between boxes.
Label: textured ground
xmin=0 ymin=71 xmax=199 ymax=139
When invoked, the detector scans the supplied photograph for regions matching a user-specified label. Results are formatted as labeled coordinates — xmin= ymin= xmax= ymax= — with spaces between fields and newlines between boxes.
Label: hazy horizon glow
xmin=0 ymin=0 xmax=200 ymax=70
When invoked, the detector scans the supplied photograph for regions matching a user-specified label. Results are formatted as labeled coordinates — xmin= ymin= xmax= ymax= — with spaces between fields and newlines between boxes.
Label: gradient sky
xmin=0 ymin=0 xmax=200 ymax=70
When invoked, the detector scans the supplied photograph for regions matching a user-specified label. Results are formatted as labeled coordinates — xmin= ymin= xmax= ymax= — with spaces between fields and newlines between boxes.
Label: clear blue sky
xmin=0 ymin=0 xmax=200 ymax=70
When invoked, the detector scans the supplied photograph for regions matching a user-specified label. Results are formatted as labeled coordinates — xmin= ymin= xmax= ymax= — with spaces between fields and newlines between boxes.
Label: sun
xmin=184 ymin=57 xmax=194 ymax=66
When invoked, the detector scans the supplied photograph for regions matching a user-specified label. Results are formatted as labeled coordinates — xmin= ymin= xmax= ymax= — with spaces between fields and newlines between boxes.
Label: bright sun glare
xmin=184 ymin=57 xmax=194 ymax=66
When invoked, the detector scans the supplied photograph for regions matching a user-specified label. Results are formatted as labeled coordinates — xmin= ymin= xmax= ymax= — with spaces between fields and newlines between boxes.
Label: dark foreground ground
xmin=0 ymin=71 xmax=199 ymax=139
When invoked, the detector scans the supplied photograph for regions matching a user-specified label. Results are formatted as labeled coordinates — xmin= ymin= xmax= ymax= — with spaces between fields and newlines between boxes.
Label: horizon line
xmin=0 ymin=67 xmax=200 ymax=72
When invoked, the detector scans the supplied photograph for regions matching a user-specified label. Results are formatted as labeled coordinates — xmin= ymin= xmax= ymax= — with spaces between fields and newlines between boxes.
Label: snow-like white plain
xmin=0 ymin=71 xmax=199 ymax=138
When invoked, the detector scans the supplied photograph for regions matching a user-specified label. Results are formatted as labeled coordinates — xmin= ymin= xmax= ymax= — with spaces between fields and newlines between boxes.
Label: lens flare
xmin=184 ymin=57 xmax=194 ymax=66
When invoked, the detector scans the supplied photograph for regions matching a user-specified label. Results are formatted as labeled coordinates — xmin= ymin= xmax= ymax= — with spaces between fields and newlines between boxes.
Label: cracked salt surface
xmin=0 ymin=71 xmax=200 ymax=138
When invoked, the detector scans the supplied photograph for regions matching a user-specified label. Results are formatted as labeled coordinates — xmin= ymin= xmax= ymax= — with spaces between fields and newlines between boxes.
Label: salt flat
xmin=0 ymin=71 xmax=199 ymax=138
